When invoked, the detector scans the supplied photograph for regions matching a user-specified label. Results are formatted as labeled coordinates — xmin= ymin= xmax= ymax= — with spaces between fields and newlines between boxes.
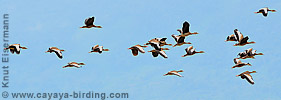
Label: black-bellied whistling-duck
xmin=182 ymin=46 xmax=204 ymax=57
xmin=80 ymin=16 xmax=102 ymax=28
xmin=148 ymin=48 xmax=169 ymax=58
xmin=233 ymin=29 xmax=255 ymax=46
xmin=145 ymin=38 xmax=162 ymax=50
xmin=4 ymin=44 xmax=27 ymax=54
xmin=225 ymin=34 xmax=237 ymax=42
xmin=177 ymin=21 xmax=198 ymax=37
xmin=63 ymin=62 xmax=85 ymax=68
xmin=45 ymin=47 xmax=65 ymax=59
xmin=232 ymin=58 xmax=251 ymax=68
xmin=236 ymin=71 xmax=256 ymax=85
xmin=155 ymin=38 xmax=172 ymax=46
xmin=89 ymin=45 xmax=109 ymax=54
xmin=128 ymin=44 xmax=147 ymax=56
xmin=171 ymin=34 xmax=191 ymax=47
xmin=145 ymin=38 xmax=172 ymax=48
xmin=163 ymin=70 xmax=184 ymax=77
xmin=255 ymin=7 xmax=276 ymax=17
xmin=238 ymin=48 xmax=263 ymax=59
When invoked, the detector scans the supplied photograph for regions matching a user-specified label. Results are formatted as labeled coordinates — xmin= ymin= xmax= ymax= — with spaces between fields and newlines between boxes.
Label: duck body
xmin=182 ymin=46 xmax=204 ymax=57
xmin=45 ymin=47 xmax=64 ymax=59
xmin=63 ymin=62 xmax=85 ymax=68
xmin=128 ymin=44 xmax=147 ymax=56
xmin=238 ymin=48 xmax=263 ymax=59
xmin=89 ymin=45 xmax=109 ymax=54
xmin=164 ymin=70 xmax=184 ymax=77
xmin=80 ymin=17 xmax=102 ymax=28
xmin=236 ymin=71 xmax=256 ymax=85
xmin=233 ymin=29 xmax=255 ymax=46
xmin=171 ymin=34 xmax=191 ymax=47
xmin=232 ymin=58 xmax=251 ymax=68
xmin=255 ymin=7 xmax=276 ymax=17
xmin=4 ymin=44 xmax=27 ymax=54
xmin=177 ymin=21 xmax=199 ymax=37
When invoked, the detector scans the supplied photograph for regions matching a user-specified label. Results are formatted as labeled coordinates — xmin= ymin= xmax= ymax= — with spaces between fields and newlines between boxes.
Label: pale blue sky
xmin=1 ymin=0 xmax=281 ymax=100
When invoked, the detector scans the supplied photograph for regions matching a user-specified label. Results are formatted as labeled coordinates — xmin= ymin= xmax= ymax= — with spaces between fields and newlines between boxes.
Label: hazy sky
xmin=1 ymin=0 xmax=281 ymax=100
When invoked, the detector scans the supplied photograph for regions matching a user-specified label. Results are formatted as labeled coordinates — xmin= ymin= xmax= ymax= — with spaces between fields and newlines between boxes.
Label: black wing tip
xmin=183 ymin=21 xmax=190 ymax=25
xmin=160 ymin=38 xmax=167 ymax=41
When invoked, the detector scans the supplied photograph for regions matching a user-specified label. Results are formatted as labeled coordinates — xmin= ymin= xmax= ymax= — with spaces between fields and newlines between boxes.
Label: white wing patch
xmin=172 ymin=72 xmax=182 ymax=77
xmin=244 ymin=74 xmax=254 ymax=84
xmin=234 ymin=58 xmax=241 ymax=64
xmin=159 ymin=50 xmax=168 ymax=58
xmin=99 ymin=46 xmax=103 ymax=52
xmin=54 ymin=49 xmax=62 ymax=57
xmin=136 ymin=46 xmax=145 ymax=53
xmin=14 ymin=45 xmax=20 ymax=52
xmin=263 ymin=8 xmax=268 ymax=14
xmin=172 ymin=35 xmax=180 ymax=42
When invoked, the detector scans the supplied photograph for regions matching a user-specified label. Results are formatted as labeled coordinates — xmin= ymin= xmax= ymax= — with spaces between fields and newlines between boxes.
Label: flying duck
xmin=148 ymin=48 xmax=169 ymax=58
xmin=80 ymin=16 xmax=102 ymax=28
xmin=171 ymin=34 xmax=191 ymax=47
xmin=238 ymin=48 xmax=263 ymax=59
xmin=177 ymin=21 xmax=198 ymax=37
xmin=182 ymin=46 xmax=204 ymax=57
xmin=145 ymin=38 xmax=172 ymax=47
xmin=145 ymin=38 xmax=162 ymax=50
xmin=236 ymin=71 xmax=256 ymax=85
xmin=89 ymin=45 xmax=109 ymax=54
xmin=155 ymin=38 xmax=172 ymax=46
xmin=232 ymin=58 xmax=251 ymax=68
xmin=233 ymin=29 xmax=255 ymax=46
xmin=255 ymin=7 xmax=276 ymax=17
xmin=63 ymin=62 xmax=85 ymax=68
xmin=45 ymin=47 xmax=65 ymax=59
xmin=4 ymin=44 xmax=27 ymax=54
xmin=128 ymin=44 xmax=147 ymax=56
xmin=163 ymin=70 xmax=184 ymax=77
